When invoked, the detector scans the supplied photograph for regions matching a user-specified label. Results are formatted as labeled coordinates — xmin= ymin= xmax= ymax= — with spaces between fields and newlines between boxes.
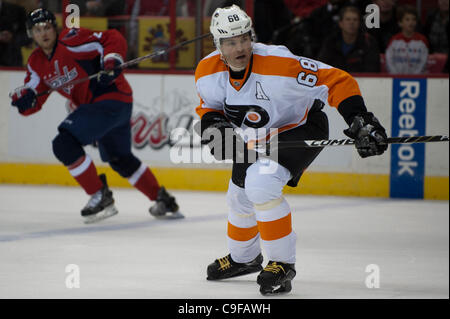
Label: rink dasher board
xmin=0 ymin=71 xmax=448 ymax=199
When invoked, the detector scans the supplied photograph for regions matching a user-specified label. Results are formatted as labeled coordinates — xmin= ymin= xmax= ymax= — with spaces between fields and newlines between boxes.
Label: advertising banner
xmin=390 ymin=79 xmax=427 ymax=198
xmin=138 ymin=17 xmax=195 ymax=69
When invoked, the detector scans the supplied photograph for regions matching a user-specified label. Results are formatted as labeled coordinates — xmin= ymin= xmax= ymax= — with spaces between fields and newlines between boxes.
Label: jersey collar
xmin=39 ymin=39 xmax=58 ymax=61
xmin=228 ymin=55 xmax=253 ymax=91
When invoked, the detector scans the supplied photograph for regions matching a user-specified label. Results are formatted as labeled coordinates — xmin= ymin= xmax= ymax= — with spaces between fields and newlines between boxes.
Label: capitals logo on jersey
xmin=44 ymin=60 xmax=78 ymax=94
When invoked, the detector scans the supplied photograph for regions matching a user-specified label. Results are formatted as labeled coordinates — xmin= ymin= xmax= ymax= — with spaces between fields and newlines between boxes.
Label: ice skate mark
xmin=0 ymin=213 xmax=227 ymax=243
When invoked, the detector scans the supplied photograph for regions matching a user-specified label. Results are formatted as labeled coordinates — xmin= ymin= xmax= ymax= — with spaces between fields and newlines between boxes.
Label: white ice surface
xmin=0 ymin=185 xmax=448 ymax=299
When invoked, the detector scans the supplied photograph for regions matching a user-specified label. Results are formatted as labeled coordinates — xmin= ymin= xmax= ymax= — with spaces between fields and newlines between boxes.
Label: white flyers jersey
xmin=195 ymin=43 xmax=362 ymax=141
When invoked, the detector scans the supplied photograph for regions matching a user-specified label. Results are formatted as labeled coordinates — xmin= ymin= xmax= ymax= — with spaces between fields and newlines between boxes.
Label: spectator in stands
xmin=0 ymin=0 xmax=31 ymax=66
xmin=385 ymin=5 xmax=429 ymax=74
xmin=367 ymin=0 xmax=400 ymax=53
xmin=424 ymin=0 xmax=449 ymax=54
xmin=296 ymin=0 xmax=359 ymax=58
xmin=318 ymin=5 xmax=380 ymax=72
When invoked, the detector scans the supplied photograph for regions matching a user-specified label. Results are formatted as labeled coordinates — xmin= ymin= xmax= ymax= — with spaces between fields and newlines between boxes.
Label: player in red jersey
xmin=10 ymin=8 xmax=181 ymax=223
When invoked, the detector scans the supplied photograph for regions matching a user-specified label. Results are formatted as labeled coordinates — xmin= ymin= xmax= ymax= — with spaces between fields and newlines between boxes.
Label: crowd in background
xmin=256 ymin=0 xmax=448 ymax=73
xmin=0 ymin=0 xmax=448 ymax=73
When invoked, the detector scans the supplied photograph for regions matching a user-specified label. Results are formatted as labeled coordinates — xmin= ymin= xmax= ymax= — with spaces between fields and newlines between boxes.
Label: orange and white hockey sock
xmin=254 ymin=197 xmax=296 ymax=264
xmin=226 ymin=180 xmax=261 ymax=263
xmin=227 ymin=220 xmax=261 ymax=263
xmin=128 ymin=163 xmax=160 ymax=201
xmin=244 ymin=159 xmax=295 ymax=263
xmin=68 ymin=154 xmax=103 ymax=195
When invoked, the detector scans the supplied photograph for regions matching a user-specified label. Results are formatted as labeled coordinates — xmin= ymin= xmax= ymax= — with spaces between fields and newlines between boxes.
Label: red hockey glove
xmin=97 ymin=53 xmax=123 ymax=86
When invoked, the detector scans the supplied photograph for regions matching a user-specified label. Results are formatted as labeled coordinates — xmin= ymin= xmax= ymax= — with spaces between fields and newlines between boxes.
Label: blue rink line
xmin=0 ymin=199 xmax=389 ymax=243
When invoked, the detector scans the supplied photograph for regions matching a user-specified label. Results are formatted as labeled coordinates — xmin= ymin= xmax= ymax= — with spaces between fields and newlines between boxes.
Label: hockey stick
xmin=11 ymin=33 xmax=211 ymax=98
xmin=249 ymin=135 xmax=449 ymax=152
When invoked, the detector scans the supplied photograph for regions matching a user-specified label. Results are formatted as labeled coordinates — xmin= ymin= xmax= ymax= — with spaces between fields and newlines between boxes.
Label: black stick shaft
xmin=263 ymin=135 xmax=449 ymax=150
xmin=120 ymin=32 xmax=211 ymax=69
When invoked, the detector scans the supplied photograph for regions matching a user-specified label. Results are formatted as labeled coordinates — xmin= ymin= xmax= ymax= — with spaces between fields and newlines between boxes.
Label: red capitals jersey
xmin=22 ymin=27 xmax=132 ymax=115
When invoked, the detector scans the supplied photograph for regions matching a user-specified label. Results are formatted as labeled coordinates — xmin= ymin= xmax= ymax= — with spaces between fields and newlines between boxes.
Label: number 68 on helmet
xmin=209 ymin=5 xmax=255 ymax=53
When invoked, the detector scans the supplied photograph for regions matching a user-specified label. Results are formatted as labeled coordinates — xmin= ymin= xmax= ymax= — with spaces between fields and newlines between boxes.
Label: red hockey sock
xmin=68 ymin=155 xmax=103 ymax=195
xmin=128 ymin=163 xmax=160 ymax=200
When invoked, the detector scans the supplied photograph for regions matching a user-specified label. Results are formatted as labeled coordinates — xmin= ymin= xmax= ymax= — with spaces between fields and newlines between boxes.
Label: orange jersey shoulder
xmin=195 ymin=51 xmax=227 ymax=83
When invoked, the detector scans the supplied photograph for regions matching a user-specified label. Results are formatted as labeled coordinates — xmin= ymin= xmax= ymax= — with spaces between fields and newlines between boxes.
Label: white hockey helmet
xmin=210 ymin=5 xmax=253 ymax=51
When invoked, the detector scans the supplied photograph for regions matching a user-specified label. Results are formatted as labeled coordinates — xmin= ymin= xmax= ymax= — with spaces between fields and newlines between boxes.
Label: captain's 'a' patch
xmin=255 ymin=81 xmax=269 ymax=100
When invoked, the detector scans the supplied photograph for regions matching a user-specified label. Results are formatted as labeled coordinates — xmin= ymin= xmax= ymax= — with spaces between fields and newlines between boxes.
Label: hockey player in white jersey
xmin=195 ymin=5 xmax=388 ymax=295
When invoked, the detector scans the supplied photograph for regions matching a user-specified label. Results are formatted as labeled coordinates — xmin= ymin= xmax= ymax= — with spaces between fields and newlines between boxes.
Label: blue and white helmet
xmin=210 ymin=5 xmax=253 ymax=52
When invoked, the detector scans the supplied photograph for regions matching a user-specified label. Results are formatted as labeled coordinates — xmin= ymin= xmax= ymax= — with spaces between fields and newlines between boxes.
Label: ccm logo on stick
xmin=308 ymin=139 xmax=355 ymax=146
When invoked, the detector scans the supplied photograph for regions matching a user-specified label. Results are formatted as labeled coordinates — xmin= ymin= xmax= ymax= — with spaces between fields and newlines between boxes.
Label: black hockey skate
xmin=149 ymin=186 xmax=183 ymax=219
xmin=257 ymin=261 xmax=296 ymax=295
xmin=207 ymin=253 xmax=263 ymax=280
xmin=81 ymin=174 xmax=118 ymax=224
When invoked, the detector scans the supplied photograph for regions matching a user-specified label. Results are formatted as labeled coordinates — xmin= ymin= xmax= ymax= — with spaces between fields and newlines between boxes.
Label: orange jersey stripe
xmin=257 ymin=213 xmax=292 ymax=241
xmin=195 ymin=54 xmax=227 ymax=82
xmin=253 ymin=54 xmax=361 ymax=108
xmin=196 ymin=53 xmax=300 ymax=83
xmin=252 ymin=54 xmax=300 ymax=78
xmin=227 ymin=222 xmax=259 ymax=242
xmin=317 ymin=68 xmax=361 ymax=108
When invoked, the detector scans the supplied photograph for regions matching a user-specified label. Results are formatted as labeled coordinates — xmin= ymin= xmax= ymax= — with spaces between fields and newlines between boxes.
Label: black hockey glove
xmin=343 ymin=112 xmax=388 ymax=158
xmin=10 ymin=86 xmax=37 ymax=114
xmin=198 ymin=112 xmax=254 ymax=162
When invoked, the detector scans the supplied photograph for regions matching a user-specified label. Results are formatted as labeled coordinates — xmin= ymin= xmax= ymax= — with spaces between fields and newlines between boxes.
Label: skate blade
xmin=83 ymin=205 xmax=119 ymax=224
xmin=259 ymin=281 xmax=292 ymax=295
xmin=207 ymin=265 xmax=263 ymax=281
xmin=152 ymin=210 xmax=185 ymax=220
